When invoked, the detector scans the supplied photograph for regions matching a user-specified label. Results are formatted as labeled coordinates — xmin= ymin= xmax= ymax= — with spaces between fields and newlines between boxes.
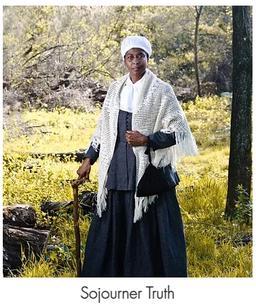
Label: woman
xmin=77 ymin=36 xmax=197 ymax=277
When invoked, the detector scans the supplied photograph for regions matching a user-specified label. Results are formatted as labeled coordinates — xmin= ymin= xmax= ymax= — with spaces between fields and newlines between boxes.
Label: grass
xmin=3 ymin=96 xmax=252 ymax=277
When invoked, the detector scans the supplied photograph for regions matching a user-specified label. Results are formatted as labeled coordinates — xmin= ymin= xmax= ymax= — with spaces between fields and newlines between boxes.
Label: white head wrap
xmin=121 ymin=36 xmax=152 ymax=59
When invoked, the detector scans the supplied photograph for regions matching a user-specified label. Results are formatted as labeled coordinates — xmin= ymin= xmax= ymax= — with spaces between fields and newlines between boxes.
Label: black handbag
xmin=136 ymin=147 xmax=175 ymax=197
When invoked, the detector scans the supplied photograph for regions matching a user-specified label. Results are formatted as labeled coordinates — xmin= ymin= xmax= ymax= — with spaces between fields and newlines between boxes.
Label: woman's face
xmin=124 ymin=48 xmax=148 ymax=80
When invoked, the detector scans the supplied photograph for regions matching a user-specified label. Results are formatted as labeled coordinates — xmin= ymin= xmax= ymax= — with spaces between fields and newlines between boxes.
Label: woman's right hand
xmin=76 ymin=158 xmax=91 ymax=180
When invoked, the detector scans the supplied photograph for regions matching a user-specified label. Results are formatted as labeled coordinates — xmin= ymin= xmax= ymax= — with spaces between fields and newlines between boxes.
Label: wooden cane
xmin=71 ymin=177 xmax=86 ymax=277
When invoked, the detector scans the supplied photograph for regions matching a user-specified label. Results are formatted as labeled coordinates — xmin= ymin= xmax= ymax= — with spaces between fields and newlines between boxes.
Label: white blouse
xmin=119 ymin=71 xmax=147 ymax=113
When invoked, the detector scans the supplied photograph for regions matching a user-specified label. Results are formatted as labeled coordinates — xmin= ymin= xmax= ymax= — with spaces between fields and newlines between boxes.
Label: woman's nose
xmin=132 ymin=58 xmax=140 ymax=65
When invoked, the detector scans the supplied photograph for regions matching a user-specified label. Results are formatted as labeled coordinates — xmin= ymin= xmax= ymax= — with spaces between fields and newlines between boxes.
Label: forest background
xmin=3 ymin=6 xmax=252 ymax=277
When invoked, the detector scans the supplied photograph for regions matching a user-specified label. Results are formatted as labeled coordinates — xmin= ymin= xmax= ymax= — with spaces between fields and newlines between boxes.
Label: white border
xmin=0 ymin=0 xmax=4 ymax=287
xmin=1 ymin=0 xmax=256 ymax=6
xmin=1 ymin=2 xmax=255 ymax=304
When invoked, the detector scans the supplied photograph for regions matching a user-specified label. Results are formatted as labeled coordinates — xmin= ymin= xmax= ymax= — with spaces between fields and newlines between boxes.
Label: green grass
xmin=3 ymin=96 xmax=252 ymax=277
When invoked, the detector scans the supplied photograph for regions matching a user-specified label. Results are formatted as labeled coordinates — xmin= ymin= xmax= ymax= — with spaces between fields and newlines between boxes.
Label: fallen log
xmin=3 ymin=191 xmax=96 ymax=276
xmin=41 ymin=200 xmax=72 ymax=215
xmin=3 ymin=224 xmax=50 ymax=276
xmin=4 ymin=149 xmax=88 ymax=163
xmin=40 ymin=191 xmax=97 ymax=216
xmin=29 ymin=150 xmax=87 ymax=162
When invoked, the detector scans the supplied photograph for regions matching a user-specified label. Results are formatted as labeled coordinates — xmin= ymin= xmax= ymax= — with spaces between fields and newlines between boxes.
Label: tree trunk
xmin=225 ymin=6 xmax=252 ymax=217
xmin=194 ymin=6 xmax=203 ymax=97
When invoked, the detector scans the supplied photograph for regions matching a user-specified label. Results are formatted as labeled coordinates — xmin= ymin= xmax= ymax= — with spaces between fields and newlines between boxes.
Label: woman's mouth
xmin=132 ymin=67 xmax=141 ymax=72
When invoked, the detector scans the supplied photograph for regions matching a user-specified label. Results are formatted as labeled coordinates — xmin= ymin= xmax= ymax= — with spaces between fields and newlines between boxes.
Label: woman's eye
xmin=126 ymin=53 xmax=145 ymax=61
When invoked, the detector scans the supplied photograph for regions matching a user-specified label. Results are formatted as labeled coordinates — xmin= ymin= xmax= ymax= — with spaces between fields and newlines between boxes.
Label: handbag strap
xmin=145 ymin=145 xmax=152 ymax=164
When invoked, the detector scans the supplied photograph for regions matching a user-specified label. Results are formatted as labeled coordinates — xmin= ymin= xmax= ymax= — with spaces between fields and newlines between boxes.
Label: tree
xmin=225 ymin=6 xmax=252 ymax=218
xmin=194 ymin=6 xmax=203 ymax=97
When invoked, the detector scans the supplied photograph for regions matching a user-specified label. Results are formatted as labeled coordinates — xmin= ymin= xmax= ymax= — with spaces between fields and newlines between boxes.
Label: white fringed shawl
xmin=90 ymin=69 xmax=198 ymax=223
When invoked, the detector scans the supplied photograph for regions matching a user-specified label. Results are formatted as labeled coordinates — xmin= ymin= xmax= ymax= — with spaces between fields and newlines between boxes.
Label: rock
xmin=201 ymin=81 xmax=218 ymax=96
xmin=3 ymin=205 xmax=37 ymax=228
xmin=91 ymin=88 xmax=107 ymax=103
xmin=220 ymin=92 xmax=232 ymax=99
xmin=175 ymin=87 xmax=195 ymax=102
xmin=78 ymin=190 xmax=97 ymax=214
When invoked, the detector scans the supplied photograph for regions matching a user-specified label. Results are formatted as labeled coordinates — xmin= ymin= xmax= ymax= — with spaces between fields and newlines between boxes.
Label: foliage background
xmin=3 ymin=6 xmax=232 ymax=110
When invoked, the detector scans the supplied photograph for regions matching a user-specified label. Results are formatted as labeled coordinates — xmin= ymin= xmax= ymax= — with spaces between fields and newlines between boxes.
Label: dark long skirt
xmin=81 ymin=188 xmax=187 ymax=277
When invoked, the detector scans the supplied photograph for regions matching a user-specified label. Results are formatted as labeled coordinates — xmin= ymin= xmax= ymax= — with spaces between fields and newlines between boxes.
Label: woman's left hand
xmin=125 ymin=130 xmax=148 ymax=146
